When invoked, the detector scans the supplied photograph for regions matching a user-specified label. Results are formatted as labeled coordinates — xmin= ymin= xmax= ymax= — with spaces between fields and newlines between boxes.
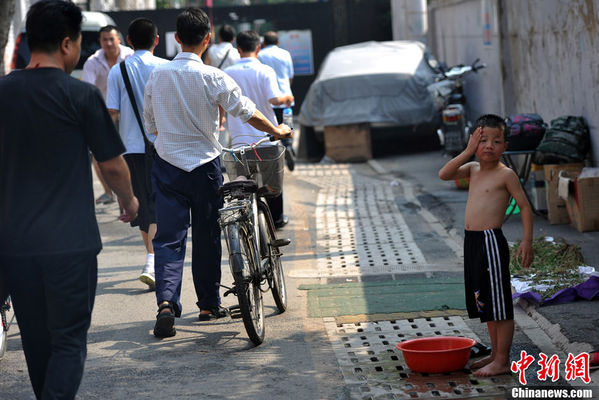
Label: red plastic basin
xmin=396 ymin=336 xmax=476 ymax=373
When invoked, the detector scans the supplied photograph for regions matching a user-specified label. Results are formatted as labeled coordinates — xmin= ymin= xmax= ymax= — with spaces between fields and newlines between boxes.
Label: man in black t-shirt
xmin=0 ymin=2 xmax=138 ymax=398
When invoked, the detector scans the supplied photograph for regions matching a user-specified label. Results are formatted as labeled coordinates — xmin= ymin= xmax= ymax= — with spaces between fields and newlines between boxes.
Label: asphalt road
xmin=1 ymin=128 xmax=597 ymax=399
xmin=0 ymin=161 xmax=347 ymax=399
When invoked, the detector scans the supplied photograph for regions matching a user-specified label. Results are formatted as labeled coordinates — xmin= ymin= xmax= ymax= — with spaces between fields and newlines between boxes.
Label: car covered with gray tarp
xmin=298 ymin=40 xmax=441 ymax=128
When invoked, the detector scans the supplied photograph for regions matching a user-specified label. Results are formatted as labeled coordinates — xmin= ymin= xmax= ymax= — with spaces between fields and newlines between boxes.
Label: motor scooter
xmin=430 ymin=59 xmax=486 ymax=156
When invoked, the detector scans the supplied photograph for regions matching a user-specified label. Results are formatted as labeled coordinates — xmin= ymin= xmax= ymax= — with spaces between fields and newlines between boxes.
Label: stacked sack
xmin=534 ymin=116 xmax=590 ymax=164
xmin=505 ymin=113 xmax=547 ymax=152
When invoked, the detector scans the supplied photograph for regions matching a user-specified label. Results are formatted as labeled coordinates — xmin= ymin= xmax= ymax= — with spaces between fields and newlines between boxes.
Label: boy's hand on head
xmin=516 ymin=240 xmax=534 ymax=268
xmin=465 ymin=127 xmax=482 ymax=155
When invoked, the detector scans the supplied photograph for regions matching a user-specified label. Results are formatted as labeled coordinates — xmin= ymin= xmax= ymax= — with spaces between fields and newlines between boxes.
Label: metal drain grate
xmin=298 ymin=165 xmax=425 ymax=276
xmin=324 ymin=316 xmax=513 ymax=399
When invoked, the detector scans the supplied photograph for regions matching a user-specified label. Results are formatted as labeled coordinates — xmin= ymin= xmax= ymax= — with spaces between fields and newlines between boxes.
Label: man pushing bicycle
xmin=143 ymin=7 xmax=291 ymax=338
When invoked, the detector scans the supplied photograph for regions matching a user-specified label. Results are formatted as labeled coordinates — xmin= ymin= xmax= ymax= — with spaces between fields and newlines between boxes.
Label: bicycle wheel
xmin=0 ymin=308 xmax=7 ymax=360
xmin=229 ymin=224 xmax=265 ymax=345
xmin=258 ymin=209 xmax=287 ymax=313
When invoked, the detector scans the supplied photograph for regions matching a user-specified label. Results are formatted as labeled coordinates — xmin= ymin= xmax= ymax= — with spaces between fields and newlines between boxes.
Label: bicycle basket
xmin=222 ymin=144 xmax=285 ymax=197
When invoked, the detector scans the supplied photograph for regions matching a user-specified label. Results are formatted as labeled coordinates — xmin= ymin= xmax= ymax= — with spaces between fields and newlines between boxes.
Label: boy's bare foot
xmin=470 ymin=355 xmax=494 ymax=369
xmin=473 ymin=360 xmax=511 ymax=376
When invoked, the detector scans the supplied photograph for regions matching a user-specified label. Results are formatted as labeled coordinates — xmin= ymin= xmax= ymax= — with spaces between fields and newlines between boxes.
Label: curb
xmin=516 ymin=297 xmax=599 ymax=385
xmin=516 ymin=298 xmax=599 ymax=387
xmin=516 ymin=297 xmax=594 ymax=354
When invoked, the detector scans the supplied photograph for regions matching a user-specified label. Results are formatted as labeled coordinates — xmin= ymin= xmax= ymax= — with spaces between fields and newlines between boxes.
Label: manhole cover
xmin=324 ymin=316 xmax=513 ymax=399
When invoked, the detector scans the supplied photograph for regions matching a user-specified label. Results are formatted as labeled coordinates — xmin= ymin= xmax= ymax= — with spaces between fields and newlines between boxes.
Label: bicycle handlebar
xmin=221 ymin=135 xmax=276 ymax=154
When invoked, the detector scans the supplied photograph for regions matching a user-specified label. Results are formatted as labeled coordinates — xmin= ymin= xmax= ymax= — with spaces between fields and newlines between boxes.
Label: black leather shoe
xmin=284 ymin=146 xmax=295 ymax=171
xmin=275 ymin=216 xmax=289 ymax=230
xmin=198 ymin=306 xmax=229 ymax=321
xmin=153 ymin=303 xmax=176 ymax=338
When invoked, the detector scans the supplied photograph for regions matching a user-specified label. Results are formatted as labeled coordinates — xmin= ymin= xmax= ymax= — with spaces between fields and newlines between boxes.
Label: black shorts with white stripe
xmin=464 ymin=229 xmax=514 ymax=322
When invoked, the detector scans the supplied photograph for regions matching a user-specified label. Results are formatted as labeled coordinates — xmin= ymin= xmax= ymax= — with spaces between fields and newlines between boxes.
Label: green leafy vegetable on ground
xmin=510 ymin=237 xmax=586 ymax=299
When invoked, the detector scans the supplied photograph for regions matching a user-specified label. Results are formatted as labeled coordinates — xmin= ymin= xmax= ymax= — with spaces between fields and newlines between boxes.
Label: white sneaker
xmin=139 ymin=254 xmax=155 ymax=290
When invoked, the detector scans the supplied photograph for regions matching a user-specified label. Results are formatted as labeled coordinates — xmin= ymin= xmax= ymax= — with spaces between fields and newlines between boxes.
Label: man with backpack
xmin=205 ymin=24 xmax=239 ymax=70
xmin=106 ymin=18 xmax=168 ymax=290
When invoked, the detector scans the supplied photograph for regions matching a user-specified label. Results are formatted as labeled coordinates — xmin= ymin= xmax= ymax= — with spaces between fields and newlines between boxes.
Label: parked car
xmin=10 ymin=11 xmax=120 ymax=79
xmin=297 ymin=40 xmax=443 ymax=159
xmin=299 ymin=40 xmax=442 ymax=128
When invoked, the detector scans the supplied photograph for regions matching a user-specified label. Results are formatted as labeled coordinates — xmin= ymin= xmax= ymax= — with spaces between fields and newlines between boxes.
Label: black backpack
xmin=505 ymin=113 xmax=546 ymax=151
xmin=534 ymin=116 xmax=590 ymax=164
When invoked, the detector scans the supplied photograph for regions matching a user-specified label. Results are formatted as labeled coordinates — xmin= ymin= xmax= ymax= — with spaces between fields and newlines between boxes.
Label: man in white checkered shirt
xmin=143 ymin=7 xmax=292 ymax=338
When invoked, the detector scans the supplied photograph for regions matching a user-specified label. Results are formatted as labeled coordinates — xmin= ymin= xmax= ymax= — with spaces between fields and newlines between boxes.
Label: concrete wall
xmin=428 ymin=0 xmax=504 ymax=123
xmin=500 ymin=0 xmax=598 ymax=165
xmin=391 ymin=0 xmax=428 ymax=43
xmin=426 ymin=0 xmax=599 ymax=165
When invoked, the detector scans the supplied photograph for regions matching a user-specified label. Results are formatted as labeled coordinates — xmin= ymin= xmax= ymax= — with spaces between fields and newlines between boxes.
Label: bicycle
xmin=218 ymin=136 xmax=290 ymax=346
xmin=1 ymin=296 xmax=13 ymax=360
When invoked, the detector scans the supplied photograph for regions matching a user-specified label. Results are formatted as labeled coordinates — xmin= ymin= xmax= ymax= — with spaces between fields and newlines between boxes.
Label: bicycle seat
xmin=219 ymin=176 xmax=258 ymax=197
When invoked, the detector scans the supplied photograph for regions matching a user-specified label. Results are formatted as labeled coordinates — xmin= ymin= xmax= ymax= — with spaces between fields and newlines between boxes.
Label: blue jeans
xmin=1 ymin=250 xmax=98 ymax=399
xmin=151 ymin=155 xmax=223 ymax=317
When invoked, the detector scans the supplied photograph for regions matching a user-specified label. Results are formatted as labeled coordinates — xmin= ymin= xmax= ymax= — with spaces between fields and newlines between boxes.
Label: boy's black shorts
xmin=464 ymin=229 xmax=514 ymax=322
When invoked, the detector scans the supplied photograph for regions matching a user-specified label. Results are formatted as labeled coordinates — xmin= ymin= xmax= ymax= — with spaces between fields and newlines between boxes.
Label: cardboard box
xmin=558 ymin=170 xmax=599 ymax=232
xmin=324 ymin=123 xmax=372 ymax=162
xmin=530 ymin=164 xmax=547 ymax=212
xmin=543 ymin=163 xmax=584 ymax=224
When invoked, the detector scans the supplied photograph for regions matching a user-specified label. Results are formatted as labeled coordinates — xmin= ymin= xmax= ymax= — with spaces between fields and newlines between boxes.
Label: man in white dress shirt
xmin=83 ymin=25 xmax=134 ymax=205
xmin=258 ymin=31 xmax=295 ymax=170
xmin=205 ymin=24 xmax=239 ymax=70
xmin=224 ymin=30 xmax=293 ymax=229
xmin=106 ymin=18 xmax=168 ymax=290
xmin=205 ymin=24 xmax=240 ymax=147
xmin=143 ymin=8 xmax=292 ymax=338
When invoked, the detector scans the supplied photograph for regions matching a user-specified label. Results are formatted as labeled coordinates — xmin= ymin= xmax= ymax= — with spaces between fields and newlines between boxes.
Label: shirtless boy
xmin=438 ymin=114 xmax=534 ymax=377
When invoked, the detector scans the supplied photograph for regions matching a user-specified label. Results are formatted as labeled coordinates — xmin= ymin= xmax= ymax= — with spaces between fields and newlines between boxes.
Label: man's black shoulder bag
xmin=119 ymin=61 xmax=154 ymax=158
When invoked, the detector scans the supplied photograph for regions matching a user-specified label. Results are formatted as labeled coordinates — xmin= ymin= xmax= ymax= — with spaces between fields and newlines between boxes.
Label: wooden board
xmin=324 ymin=123 xmax=372 ymax=162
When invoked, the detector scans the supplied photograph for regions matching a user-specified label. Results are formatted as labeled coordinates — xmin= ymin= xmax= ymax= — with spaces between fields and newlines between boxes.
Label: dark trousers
xmin=269 ymin=112 xmax=289 ymax=223
xmin=0 ymin=251 xmax=98 ymax=400
xmin=273 ymin=107 xmax=294 ymax=150
xmin=151 ymin=155 xmax=223 ymax=317
xmin=273 ymin=108 xmax=284 ymax=125
xmin=266 ymin=193 xmax=284 ymax=225
xmin=124 ymin=153 xmax=156 ymax=232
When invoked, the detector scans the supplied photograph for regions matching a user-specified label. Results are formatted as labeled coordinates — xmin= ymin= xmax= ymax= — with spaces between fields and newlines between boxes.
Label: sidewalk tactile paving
xmin=323 ymin=316 xmax=513 ymax=399
xmin=296 ymin=165 xmax=515 ymax=397
xmin=295 ymin=165 xmax=426 ymax=277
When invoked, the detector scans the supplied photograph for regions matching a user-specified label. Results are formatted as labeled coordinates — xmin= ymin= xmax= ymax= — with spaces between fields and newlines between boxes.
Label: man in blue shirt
xmin=106 ymin=18 xmax=168 ymax=290
xmin=259 ymin=31 xmax=296 ymax=171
